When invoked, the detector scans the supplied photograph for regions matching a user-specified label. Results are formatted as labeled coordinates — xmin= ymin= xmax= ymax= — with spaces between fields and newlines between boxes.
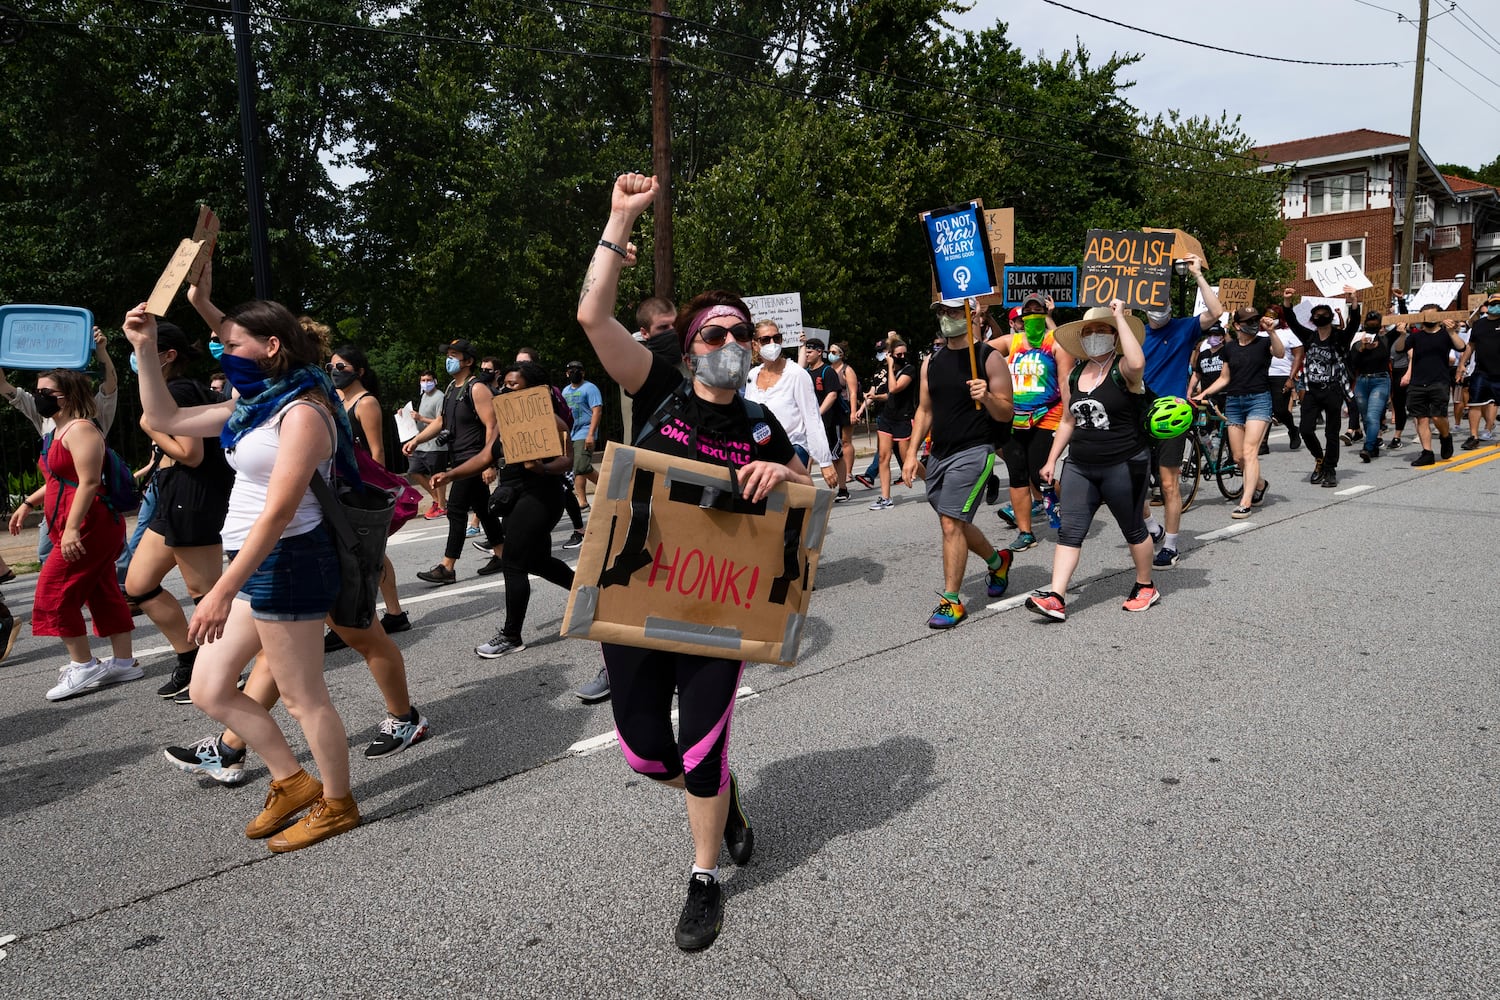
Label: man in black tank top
xmin=902 ymin=297 xmax=1017 ymax=629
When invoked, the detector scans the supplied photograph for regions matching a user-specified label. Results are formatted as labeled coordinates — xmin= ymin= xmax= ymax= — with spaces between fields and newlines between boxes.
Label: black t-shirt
xmin=886 ymin=361 xmax=917 ymax=420
xmin=1348 ymin=331 xmax=1392 ymax=376
xmin=1468 ymin=318 xmax=1500 ymax=377
xmin=1220 ymin=335 xmax=1274 ymax=395
xmin=1194 ymin=341 xmax=1225 ymax=402
xmin=926 ymin=341 xmax=1001 ymax=461
xmin=1407 ymin=328 xmax=1453 ymax=386
xmin=629 ymin=356 xmax=795 ymax=469
xmin=157 ymin=377 xmax=233 ymax=500
xmin=1301 ymin=334 xmax=1349 ymax=388
xmin=1067 ymin=359 xmax=1146 ymax=465
xmin=808 ymin=362 xmax=841 ymax=418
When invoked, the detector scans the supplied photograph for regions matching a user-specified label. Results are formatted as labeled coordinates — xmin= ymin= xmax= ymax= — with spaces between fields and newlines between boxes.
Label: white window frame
xmin=1307 ymin=238 xmax=1365 ymax=270
xmin=1306 ymin=173 xmax=1368 ymax=216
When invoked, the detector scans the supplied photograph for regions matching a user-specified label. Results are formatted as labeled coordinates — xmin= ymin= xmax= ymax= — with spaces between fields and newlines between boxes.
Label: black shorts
xmin=1406 ymin=383 xmax=1449 ymax=418
xmin=1152 ymin=433 xmax=1187 ymax=469
xmin=823 ymin=418 xmax=843 ymax=450
xmin=876 ymin=413 xmax=913 ymax=440
xmin=1468 ymin=371 xmax=1500 ymax=407
xmin=1001 ymin=426 xmax=1054 ymax=489
xmin=405 ymin=449 xmax=445 ymax=476
xmin=150 ymin=471 xmax=229 ymax=548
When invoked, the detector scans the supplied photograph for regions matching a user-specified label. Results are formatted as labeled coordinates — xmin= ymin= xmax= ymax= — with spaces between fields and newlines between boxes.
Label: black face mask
xmin=1311 ymin=313 xmax=1333 ymax=327
xmin=34 ymin=393 xmax=61 ymax=419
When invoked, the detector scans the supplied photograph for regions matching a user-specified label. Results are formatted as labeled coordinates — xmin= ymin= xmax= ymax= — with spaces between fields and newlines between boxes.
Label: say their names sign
xmin=1079 ymin=230 xmax=1173 ymax=310
xmin=146 ymin=238 xmax=207 ymax=316
xmin=562 ymin=443 xmax=832 ymax=665
xmin=492 ymin=385 xmax=563 ymax=464
xmin=743 ymin=292 xmax=803 ymax=346
xmin=1308 ymin=255 xmax=1372 ymax=296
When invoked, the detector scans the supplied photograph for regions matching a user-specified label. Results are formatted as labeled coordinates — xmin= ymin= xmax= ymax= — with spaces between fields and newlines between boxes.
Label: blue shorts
xmin=231 ymin=525 xmax=339 ymax=622
xmin=1223 ymin=391 xmax=1273 ymax=426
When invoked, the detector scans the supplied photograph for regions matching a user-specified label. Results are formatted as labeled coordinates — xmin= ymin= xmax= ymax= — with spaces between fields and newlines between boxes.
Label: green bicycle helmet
xmin=1146 ymin=395 xmax=1193 ymax=440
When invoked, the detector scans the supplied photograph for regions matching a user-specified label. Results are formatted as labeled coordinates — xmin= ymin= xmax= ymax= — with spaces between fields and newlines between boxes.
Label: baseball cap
xmin=154 ymin=321 xmax=198 ymax=359
xmin=1019 ymin=292 xmax=1048 ymax=314
xmin=441 ymin=338 xmax=477 ymax=360
xmin=565 ymin=359 xmax=584 ymax=370
xmin=1007 ymin=307 xmax=1022 ymax=322
xmin=1232 ymin=306 xmax=1261 ymax=324
xmin=931 ymin=296 xmax=978 ymax=311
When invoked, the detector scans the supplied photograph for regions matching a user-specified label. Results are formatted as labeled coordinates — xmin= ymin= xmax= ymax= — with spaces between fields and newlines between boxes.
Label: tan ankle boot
xmin=244 ymin=769 xmax=323 ymax=839
xmin=267 ymin=794 xmax=360 ymax=853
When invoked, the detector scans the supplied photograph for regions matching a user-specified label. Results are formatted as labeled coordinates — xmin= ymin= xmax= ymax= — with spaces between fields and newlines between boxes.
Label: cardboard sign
xmin=1144 ymin=228 xmax=1207 ymax=268
xmin=146 ymin=238 xmax=206 ymax=316
xmin=1079 ymin=230 xmax=1173 ymax=309
xmin=1217 ymin=278 xmax=1256 ymax=313
xmin=1364 ymin=268 xmax=1393 ymax=314
xmin=492 ymin=385 xmax=563 ymax=464
xmin=0 ymin=305 xmax=95 ymax=370
xmin=1290 ymin=296 xmax=1349 ymax=328
xmin=1469 ymin=294 xmax=1490 ymax=311
xmin=1002 ymin=266 xmax=1078 ymax=307
xmin=187 ymin=205 xmax=220 ymax=284
xmin=1309 ymin=255 xmax=1373 ymax=296
xmin=921 ymin=200 xmax=999 ymax=301
xmin=1410 ymin=280 xmax=1464 ymax=310
xmin=743 ymin=292 xmax=803 ymax=347
xmin=561 ymin=443 xmax=832 ymax=666
xmin=1379 ymin=310 xmax=1471 ymax=325
xmin=985 ymin=208 xmax=1015 ymax=265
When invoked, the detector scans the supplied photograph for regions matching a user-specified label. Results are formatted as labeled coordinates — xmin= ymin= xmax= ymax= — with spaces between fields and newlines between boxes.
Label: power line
xmin=1040 ymin=0 xmax=1406 ymax=66
xmin=1424 ymin=32 xmax=1500 ymax=90
xmin=1452 ymin=3 xmax=1500 ymax=46
xmin=1349 ymin=0 xmax=1410 ymax=17
xmin=1427 ymin=60 xmax=1500 ymax=114
xmin=1445 ymin=6 xmax=1500 ymax=57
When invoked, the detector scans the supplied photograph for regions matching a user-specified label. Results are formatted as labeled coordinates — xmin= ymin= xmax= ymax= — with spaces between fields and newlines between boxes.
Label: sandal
xmin=0 ymin=569 xmax=14 ymax=585
xmin=1251 ymin=479 xmax=1268 ymax=504
xmin=1231 ymin=506 xmax=1253 ymax=520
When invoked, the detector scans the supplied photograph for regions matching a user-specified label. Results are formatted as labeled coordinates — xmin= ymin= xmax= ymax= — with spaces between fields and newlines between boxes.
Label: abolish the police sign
xmin=920 ymin=200 xmax=999 ymax=302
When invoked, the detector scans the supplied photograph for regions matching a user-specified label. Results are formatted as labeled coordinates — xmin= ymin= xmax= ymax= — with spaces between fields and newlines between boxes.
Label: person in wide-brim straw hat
xmin=1050 ymin=305 xmax=1145 ymax=362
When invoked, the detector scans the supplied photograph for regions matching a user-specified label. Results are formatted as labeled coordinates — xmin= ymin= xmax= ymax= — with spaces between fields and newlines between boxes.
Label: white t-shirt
xmin=744 ymin=362 xmax=834 ymax=465
xmin=1268 ymin=327 xmax=1301 ymax=377
xmin=221 ymin=400 xmax=332 ymax=549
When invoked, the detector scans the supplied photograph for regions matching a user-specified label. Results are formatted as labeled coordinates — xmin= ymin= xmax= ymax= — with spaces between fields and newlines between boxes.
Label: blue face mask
xmin=445 ymin=356 xmax=461 ymax=375
xmin=220 ymin=352 xmax=269 ymax=397
xmin=208 ymin=339 xmax=225 ymax=360
xmin=1488 ymin=305 xmax=1500 ymax=319
xmin=129 ymin=353 xmax=165 ymax=375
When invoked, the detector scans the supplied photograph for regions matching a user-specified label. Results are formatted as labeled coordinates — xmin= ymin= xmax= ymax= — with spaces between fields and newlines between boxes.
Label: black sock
xmin=401 ymin=704 xmax=420 ymax=724
xmin=176 ymin=647 xmax=198 ymax=669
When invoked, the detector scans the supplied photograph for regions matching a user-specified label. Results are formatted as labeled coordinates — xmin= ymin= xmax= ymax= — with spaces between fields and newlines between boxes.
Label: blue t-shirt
xmin=561 ymin=380 xmax=602 ymax=441
xmin=1143 ymin=316 xmax=1204 ymax=398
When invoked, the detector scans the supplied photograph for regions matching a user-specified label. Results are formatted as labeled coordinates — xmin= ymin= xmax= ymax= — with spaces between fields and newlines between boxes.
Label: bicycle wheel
xmin=1178 ymin=432 xmax=1202 ymax=513
xmin=1215 ymin=430 xmax=1243 ymax=501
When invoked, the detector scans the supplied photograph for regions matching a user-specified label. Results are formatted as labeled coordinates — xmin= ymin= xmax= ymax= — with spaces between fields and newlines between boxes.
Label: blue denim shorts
xmin=1223 ymin=391 xmax=1273 ymax=426
xmin=231 ymin=525 xmax=339 ymax=622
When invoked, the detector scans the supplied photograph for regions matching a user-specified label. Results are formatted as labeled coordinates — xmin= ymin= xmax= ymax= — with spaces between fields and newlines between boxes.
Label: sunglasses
xmin=33 ymin=388 xmax=63 ymax=399
xmin=696 ymin=322 xmax=754 ymax=346
xmin=892 ymin=353 xmax=908 ymax=361
xmin=325 ymin=362 xmax=352 ymax=373
xmin=755 ymin=333 xmax=783 ymax=345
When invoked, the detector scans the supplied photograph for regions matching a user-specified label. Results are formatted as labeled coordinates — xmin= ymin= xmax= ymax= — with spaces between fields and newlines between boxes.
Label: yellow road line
xmin=1444 ymin=449 xmax=1500 ymax=472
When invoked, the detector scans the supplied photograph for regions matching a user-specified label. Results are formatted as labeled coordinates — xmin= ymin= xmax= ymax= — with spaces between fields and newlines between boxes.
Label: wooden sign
xmin=985 ymin=208 xmax=1015 ymax=266
xmin=1380 ymin=310 xmax=1472 ymax=325
xmin=146 ymin=238 xmax=206 ymax=316
xmin=1144 ymin=227 xmax=1207 ymax=268
xmin=562 ymin=443 xmax=832 ymax=665
xmin=188 ymin=205 xmax=219 ymax=284
xmin=1364 ymin=268 xmax=1393 ymax=314
xmin=1217 ymin=278 xmax=1256 ymax=313
xmin=492 ymin=385 xmax=564 ymax=464
xmin=1079 ymin=230 xmax=1173 ymax=309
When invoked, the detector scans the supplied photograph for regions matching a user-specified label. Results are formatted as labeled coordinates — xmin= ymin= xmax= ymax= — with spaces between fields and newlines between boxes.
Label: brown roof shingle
xmin=1252 ymin=128 xmax=1410 ymax=165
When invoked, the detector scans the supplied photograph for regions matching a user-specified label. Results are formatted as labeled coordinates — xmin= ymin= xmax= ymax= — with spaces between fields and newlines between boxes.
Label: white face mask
xmin=1081 ymin=333 xmax=1116 ymax=358
xmin=758 ymin=342 xmax=782 ymax=363
xmin=876 ymin=351 xmax=887 ymax=362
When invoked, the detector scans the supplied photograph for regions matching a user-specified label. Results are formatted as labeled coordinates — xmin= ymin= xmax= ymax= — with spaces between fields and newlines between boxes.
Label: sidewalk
xmin=0 ymin=511 xmax=143 ymax=575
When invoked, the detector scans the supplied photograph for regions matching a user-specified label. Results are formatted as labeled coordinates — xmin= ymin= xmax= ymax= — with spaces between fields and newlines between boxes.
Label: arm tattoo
xmin=578 ymin=258 xmax=599 ymax=307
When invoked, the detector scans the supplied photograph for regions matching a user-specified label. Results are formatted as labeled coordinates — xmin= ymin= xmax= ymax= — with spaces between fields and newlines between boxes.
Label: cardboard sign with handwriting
xmin=561 ymin=443 xmax=832 ymax=665
xmin=146 ymin=239 xmax=206 ymax=316
xmin=1379 ymin=310 xmax=1471 ymax=326
xmin=1080 ymin=230 xmax=1173 ymax=309
xmin=188 ymin=206 xmax=220 ymax=284
xmin=985 ymin=208 xmax=1015 ymax=266
xmin=1217 ymin=278 xmax=1256 ymax=313
xmin=492 ymin=385 xmax=563 ymax=464
xmin=1364 ymin=268 xmax=1393 ymax=313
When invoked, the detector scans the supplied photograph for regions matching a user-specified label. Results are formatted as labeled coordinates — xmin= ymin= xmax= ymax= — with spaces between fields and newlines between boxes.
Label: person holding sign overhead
xmin=1281 ymin=288 xmax=1359 ymax=486
xmin=577 ymin=171 xmax=811 ymax=952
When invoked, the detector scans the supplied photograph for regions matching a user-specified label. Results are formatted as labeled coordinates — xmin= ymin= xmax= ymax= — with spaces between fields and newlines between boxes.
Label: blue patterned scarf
xmin=220 ymin=363 xmax=362 ymax=487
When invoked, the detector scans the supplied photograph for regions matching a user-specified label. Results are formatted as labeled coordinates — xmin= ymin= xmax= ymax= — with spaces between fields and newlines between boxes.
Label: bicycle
xmin=1171 ymin=403 xmax=1241 ymax=510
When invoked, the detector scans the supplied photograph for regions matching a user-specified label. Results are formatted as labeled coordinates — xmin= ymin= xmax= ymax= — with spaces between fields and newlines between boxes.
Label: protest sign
xmin=921 ymin=200 xmax=999 ymax=301
xmin=1144 ymin=228 xmax=1208 ymax=268
xmin=1002 ymin=266 xmax=1078 ymax=307
xmin=0 ymin=305 xmax=95 ymax=370
xmin=1409 ymin=280 xmax=1464 ymax=309
xmin=188 ymin=205 xmax=219 ymax=284
xmin=146 ymin=238 xmax=206 ymax=316
xmin=1469 ymin=293 xmax=1490 ymax=311
xmin=394 ymin=404 xmax=419 ymax=443
xmin=1379 ymin=310 xmax=1471 ymax=325
xmin=1079 ymin=229 xmax=1173 ymax=309
xmin=1308 ymin=255 xmax=1373 ymax=296
xmin=985 ymin=208 xmax=1015 ymax=266
xmin=492 ymin=385 xmax=563 ymax=464
xmin=1291 ymin=296 xmax=1350 ymax=328
xmin=743 ymin=292 xmax=803 ymax=347
xmin=562 ymin=443 xmax=832 ymax=666
xmin=1364 ymin=268 xmax=1393 ymax=313
xmin=1217 ymin=278 xmax=1256 ymax=313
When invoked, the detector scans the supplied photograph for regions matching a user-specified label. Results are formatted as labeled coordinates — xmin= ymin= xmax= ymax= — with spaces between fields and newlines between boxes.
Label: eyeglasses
xmin=755 ymin=334 xmax=783 ymax=345
xmin=696 ymin=322 xmax=754 ymax=347
xmin=325 ymin=362 xmax=352 ymax=373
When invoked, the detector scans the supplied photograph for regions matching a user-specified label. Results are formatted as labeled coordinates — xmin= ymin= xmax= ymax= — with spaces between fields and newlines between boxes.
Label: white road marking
xmin=987 ymin=593 xmax=1032 ymax=612
xmin=1334 ymin=484 xmax=1374 ymax=496
xmin=1196 ymin=522 xmax=1257 ymax=542
xmin=567 ymin=686 xmax=758 ymax=757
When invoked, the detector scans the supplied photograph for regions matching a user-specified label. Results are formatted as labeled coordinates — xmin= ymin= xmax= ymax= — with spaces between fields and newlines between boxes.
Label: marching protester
xmin=515 ymin=346 xmax=589 ymax=549
xmin=1191 ymin=306 xmax=1285 ymax=517
xmin=900 ymin=296 xmax=1015 ymax=630
xmin=1282 ymin=289 xmax=1358 ymax=487
xmin=1349 ymin=310 xmax=1394 ymax=462
xmin=125 ymin=299 xmax=361 ymax=852
xmin=851 ymin=334 xmax=893 ymax=489
xmin=1456 ymin=292 xmax=1500 ymax=449
xmin=854 ymin=334 xmax=918 ymax=509
xmin=408 ymin=370 xmax=449 ymax=519
xmin=578 ymin=172 xmax=808 ymax=951
xmin=1395 ymin=304 xmax=1467 ymax=467
xmin=828 ymin=341 xmax=859 ymax=493
xmin=1386 ymin=293 xmax=1412 ymax=450
xmin=7 ymin=369 xmax=138 ymax=700
xmin=744 ymin=320 xmax=840 ymax=490
xmin=1026 ymin=301 xmax=1158 ymax=621
xmin=803 ymin=338 xmax=850 ymax=502
xmin=992 ymin=293 xmax=1068 ymax=550
xmin=562 ymin=360 xmax=603 ymax=511
xmin=1265 ymin=305 xmax=1303 ymax=452
xmin=1187 ymin=321 xmax=1227 ymax=411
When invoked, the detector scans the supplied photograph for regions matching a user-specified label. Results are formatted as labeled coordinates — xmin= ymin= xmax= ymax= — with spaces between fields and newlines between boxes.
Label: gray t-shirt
xmin=415 ymin=387 xmax=446 ymax=453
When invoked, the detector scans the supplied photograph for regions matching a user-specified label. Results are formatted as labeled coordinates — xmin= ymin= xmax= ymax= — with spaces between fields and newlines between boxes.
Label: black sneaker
xmin=984 ymin=474 xmax=1000 ymax=505
xmin=724 ymin=771 xmax=754 ymax=865
xmin=417 ymin=564 xmax=457 ymax=585
xmin=0 ymin=614 xmax=17 ymax=665
xmin=155 ymin=660 xmax=194 ymax=699
xmin=1411 ymin=450 xmax=1436 ymax=467
xmin=323 ymin=628 xmax=349 ymax=653
xmin=562 ymin=531 xmax=584 ymax=549
xmin=674 ymin=872 xmax=723 ymax=951
xmin=470 ymin=537 xmax=496 ymax=554
xmin=475 ymin=632 xmax=525 ymax=658
xmin=1463 ymin=435 xmax=1481 ymax=451
xmin=834 ymin=489 xmax=851 ymax=504
xmin=1440 ymin=435 xmax=1454 ymax=460
xmin=364 ymin=708 xmax=430 ymax=758
xmin=1287 ymin=427 xmax=1302 ymax=451
xmin=380 ymin=611 xmax=411 ymax=634
xmin=475 ymin=555 xmax=504 ymax=576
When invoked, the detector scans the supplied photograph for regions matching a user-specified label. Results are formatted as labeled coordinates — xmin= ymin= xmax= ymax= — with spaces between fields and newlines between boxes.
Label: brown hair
xmin=40 ymin=369 xmax=98 ymax=421
xmin=637 ymin=296 xmax=677 ymax=329
xmin=219 ymin=301 xmax=326 ymax=379
xmin=674 ymin=290 xmax=752 ymax=353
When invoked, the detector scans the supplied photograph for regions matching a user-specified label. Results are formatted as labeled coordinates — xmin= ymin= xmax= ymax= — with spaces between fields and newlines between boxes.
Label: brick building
xmin=1252 ymin=129 xmax=1500 ymax=304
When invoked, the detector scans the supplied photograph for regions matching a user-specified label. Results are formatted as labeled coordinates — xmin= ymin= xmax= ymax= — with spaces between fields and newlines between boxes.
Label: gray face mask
xmin=938 ymin=314 xmax=967 ymax=339
xmin=690 ymin=341 xmax=751 ymax=389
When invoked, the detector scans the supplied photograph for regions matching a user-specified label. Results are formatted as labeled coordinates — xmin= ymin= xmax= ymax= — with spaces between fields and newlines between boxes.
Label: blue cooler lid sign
xmin=921 ymin=200 xmax=998 ymax=301
xmin=0 ymin=305 xmax=95 ymax=370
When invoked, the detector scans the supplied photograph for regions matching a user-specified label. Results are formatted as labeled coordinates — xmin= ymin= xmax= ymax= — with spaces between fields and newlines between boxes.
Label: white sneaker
xmin=46 ymin=659 xmax=110 ymax=701
xmin=92 ymin=656 xmax=144 ymax=689
xmin=1481 ymin=426 xmax=1495 ymax=442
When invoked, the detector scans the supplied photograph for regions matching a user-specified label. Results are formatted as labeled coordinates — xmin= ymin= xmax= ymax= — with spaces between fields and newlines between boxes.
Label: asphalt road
xmin=2 ymin=429 xmax=1498 ymax=999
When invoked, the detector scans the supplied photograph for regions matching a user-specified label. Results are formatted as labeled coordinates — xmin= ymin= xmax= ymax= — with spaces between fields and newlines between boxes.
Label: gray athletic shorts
xmin=924 ymin=444 xmax=995 ymax=522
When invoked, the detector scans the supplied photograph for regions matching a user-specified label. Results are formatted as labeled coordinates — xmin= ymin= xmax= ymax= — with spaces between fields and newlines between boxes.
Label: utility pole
xmin=1399 ymin=0 xmax=1429 ymax=296
xmin=650 ymin=0 xmax=673 ymax=301
xmin=230 ymin=0 xmax=274 ymax=300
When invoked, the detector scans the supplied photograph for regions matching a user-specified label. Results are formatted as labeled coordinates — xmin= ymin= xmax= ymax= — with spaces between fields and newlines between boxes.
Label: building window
xmin=1307 ymin=173 xmax=1367 ymax=215
xmin=1307 ymin=239 xmax=1365 ymax=269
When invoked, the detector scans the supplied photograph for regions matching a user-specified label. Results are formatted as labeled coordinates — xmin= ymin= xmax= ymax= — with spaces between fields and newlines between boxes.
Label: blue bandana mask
xmin=220 ymin=352 xmax=269 ymax=398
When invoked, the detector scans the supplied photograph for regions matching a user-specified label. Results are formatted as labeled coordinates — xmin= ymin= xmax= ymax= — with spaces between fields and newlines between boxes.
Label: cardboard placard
xmin=561 ymin=443 xmax=832 ymax=665
xmin=1079 ymin=230 xmax=1173 ymax=309
xmin=743 ymin=292 xmax=803 ymax=347
xmin=146 ymin=238 xmax=206 ymax=317
xmin=985 ymin=208 xmax=1015 ymax=265
xmin=492 ymin=385 xmax=564 ymax=464
xmin=1410 ymin=280 xmax=1464 ymax=310
xmin=1309 ymin=255 xmax=1373 ymax=296
xmin=1217 ymin=278 xmax=1256 ymax=313
xmin=921 ymin=199 xmax=999 ymax=301
xmin=1469 ymin=294 xmax=1490 ymax=311
xmin=1379 ymin=310 xmax=1471 ymax=325
xmin=1364 ymin=268 xmax=1393 ymax=314
xmin=188 ymin=205 xmax=220 ymax=284
xmin=1002 ymin=266 xmax=1078 ymax=307
xmin=1144 ymin=227 xmax=1207 ymax=268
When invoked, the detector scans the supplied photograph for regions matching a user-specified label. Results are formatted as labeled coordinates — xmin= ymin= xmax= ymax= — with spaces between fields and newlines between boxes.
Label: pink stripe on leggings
xmin=682 ymin=661 xmax=745 ymax=793
xmin=616 ymin=728 xmax=671 ymax=776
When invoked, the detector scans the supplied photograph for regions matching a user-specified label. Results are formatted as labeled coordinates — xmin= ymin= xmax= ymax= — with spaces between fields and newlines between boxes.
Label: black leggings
xmin=1273 ymin=382 xmax=1297 ymax=435
xmin=1391 ymin=378 xmax=1409 ymax=434
xmin=499 ymin=488 xmax=573 ymax=638
xmin=444 ymin=473 xmax=504 ymax=560
xmin=1300 ymin=385 xmax=1344 ymax=469
xmin=562 ymin=480 xmax=584 ymax=531
xmin=1056 ymin=452 xmax=1150 ymax=548
xmin=1001 ymin=426 xmax=1054 ymax=489
xmin=603 ymin=643 xmax=743 ymax=798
